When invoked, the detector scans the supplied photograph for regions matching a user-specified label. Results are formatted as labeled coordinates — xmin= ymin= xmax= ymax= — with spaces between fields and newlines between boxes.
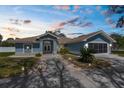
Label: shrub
xmin=80 ymin=47 xmax=95 ymax=63
xmin=59 ymin=48 xmax=69 ymax=54
xmin=35 ymin=53 xmax=42 ymax=57
xmin=0 ymin=41 xmax=15 ymax=47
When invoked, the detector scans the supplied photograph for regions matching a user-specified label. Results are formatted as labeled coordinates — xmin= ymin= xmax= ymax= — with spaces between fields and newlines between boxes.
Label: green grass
xmin=0 ymin=57 xmax=38 ymax=78
xmin=112 ymin=51 xmax=124 ymax=57
xmin=0 ymin=52 xmax=15 ymax=57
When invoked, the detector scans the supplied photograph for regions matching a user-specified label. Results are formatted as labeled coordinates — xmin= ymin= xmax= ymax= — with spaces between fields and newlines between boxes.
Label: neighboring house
xmin=15 ymin=30 xmax=116 ymax=55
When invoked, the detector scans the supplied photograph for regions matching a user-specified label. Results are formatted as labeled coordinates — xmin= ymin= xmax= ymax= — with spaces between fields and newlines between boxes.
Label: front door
xmin=43 ymin=40 xmax=53 ymax=54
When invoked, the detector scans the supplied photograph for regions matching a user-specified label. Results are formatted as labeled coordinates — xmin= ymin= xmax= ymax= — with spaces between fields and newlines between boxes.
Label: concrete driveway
xmin=1 ymin=54 xmax=124 ymax=88
xmin=82 ymin=54 xmax=124 ymax=88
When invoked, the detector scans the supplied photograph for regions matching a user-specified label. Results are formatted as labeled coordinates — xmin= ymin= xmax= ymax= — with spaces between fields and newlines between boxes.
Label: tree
xmin=6 ymin=38 xmax=14 ymax=43
xmin=108 ymin=5 xmax=124 ymax=28
xmin=116 ymin=16 xmax=124 ymax=28
xmin=0 ymin=41 xmax=15 ymax=47
xmin=0 ymin=34 xmax=3 ymax=43
xmin=80 ymin=47 xmax=95 ymax=63
xmin=110 ymin=33 xmax=124 ymax=49
xmin=109 ymin=5 xmax=124 ymax=14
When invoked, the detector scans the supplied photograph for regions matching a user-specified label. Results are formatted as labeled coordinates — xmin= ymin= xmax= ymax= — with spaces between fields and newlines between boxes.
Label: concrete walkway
xmin=41 ymin=54 xmax=97 ymax=88
xmin=94 ymin=54 xmax=124 ymax=60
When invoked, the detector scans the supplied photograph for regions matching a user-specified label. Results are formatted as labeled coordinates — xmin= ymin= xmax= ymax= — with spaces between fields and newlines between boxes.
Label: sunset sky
xmin=0 ymin=5 xmax=123 ymax=40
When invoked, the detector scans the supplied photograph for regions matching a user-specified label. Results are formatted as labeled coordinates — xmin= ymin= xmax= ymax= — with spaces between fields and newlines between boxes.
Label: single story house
xmin=15 ymin=30 xmax=116 ymax=55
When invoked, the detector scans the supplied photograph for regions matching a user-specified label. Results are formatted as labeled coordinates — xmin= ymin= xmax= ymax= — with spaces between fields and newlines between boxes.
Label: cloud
xmin=105 ymin=17 xmax=116 ymax=29
xmin=1 ymin=27 xmax=20 ymax=32
xmin=23 ymin=20 xmax=31 ymax=24
xmin=9 ymin=19 xmax=31 ymax=25
xmin=96 ymin=6 xmax=101 ymax=11
xmin=54 ymin=5 xmax=70 ymax=11
xmin=0 ymin=20 xmax=51 ymax=40
xmin=13 ymin=6 xmax=24 ymax=15
xmin=74 ymin=5 xmax=80 ymax=10
xmin=69 ymin=5 xmax=81 ymax=13
xmin=101 ymin=10 xmax=114 ymax=17
xmin=105 ymin=17 xmax=115 ymax=24
xmin=9 ymin=33 xmax=16 ymax=37
xmin=49 ymin=16 xmax=80 ymax=30
xmin=80 ymin=8 xmax=93 ymax=14
xmin=111 ymin=24 xmax=116 ymax=29
xmin=32 ymin=7 xmax=70 ymax=17
xmin=80 ymin=22 xmax=93 ymax=27
xmin=49 ymin=16 xmax=94 ymax=30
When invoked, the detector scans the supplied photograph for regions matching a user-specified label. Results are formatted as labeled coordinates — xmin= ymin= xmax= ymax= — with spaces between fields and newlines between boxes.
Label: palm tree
xmin=80 ymin=47 xmax=95 ymax=63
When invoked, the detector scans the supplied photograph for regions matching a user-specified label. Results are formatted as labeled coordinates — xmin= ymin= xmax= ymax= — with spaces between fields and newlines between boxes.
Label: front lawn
xmin=62 ymin=54 xmax=111 ymax=69
xmin=112 ymin=51 xmax=124 ymax=57
xmin=0 ymin=52 xmax=15 ymax=57
xmin=0 ymin=57 xmax=38 ymax=78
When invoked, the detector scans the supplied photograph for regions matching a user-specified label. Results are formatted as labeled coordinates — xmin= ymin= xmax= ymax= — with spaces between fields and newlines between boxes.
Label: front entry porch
xmin=43 ymin=40 xmax=53 ymax=54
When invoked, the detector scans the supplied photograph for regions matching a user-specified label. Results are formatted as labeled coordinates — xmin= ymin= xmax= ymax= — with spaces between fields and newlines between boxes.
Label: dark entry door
xmin=88 ymin=43 xmax=107 ymax=53
xmin=43 ymin=40 xmax=53 ymax=54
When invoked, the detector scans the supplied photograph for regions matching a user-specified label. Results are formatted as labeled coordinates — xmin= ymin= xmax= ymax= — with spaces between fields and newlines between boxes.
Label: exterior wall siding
xmin=33 ymin=43 xmax=41 ymax=53
xmin=15 ymin=43 xmax=24 ymax=53
xmin=65 ymin=34 xmax=112 ymax=54
xmin=86 ymin=34 xmax=111 ymax=43
xmin=53 ymin=40 xmax=59 ymax=54
xmin=15 ymin=48 xmax=23 ymax=53
xmin=65 ymin=42 xmax=85 ymax=54
xmin=33 ymin=48 xmax=41 ymax=53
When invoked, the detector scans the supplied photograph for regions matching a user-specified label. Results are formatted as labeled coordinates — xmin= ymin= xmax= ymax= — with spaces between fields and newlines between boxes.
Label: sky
xmin=0 ymin=5 xmax=123 ymax=40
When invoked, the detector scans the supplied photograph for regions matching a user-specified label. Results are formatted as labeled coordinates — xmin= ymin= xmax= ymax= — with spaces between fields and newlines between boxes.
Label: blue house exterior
xmin=15 ymin=30 xmax=116 ymax=55
xmin=64 ymin=31 xmax=116 ymax=54
xmin=15 ymin=32 xmax=59 ymax=55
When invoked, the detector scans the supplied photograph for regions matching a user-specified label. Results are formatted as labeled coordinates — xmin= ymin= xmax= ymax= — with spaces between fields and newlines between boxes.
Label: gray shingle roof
xmin=14 ymin=30 xmax=116 ymax=44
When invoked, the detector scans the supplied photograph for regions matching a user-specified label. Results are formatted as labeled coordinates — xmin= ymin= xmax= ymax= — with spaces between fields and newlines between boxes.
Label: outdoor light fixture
xmin=26 ymin=46 xmax=29 ymax=49
xmin=109 ymin=44 xmax=112 ymax=47
xmin=85 ymin=43 xmax=88 ymax=48
xmin=21 ymin=66 xmax=25 ymax=71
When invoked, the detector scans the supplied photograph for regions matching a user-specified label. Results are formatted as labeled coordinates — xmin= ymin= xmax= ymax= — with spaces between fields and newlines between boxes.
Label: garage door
xmin=88 ymin=43 xmax=107 ymax=53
